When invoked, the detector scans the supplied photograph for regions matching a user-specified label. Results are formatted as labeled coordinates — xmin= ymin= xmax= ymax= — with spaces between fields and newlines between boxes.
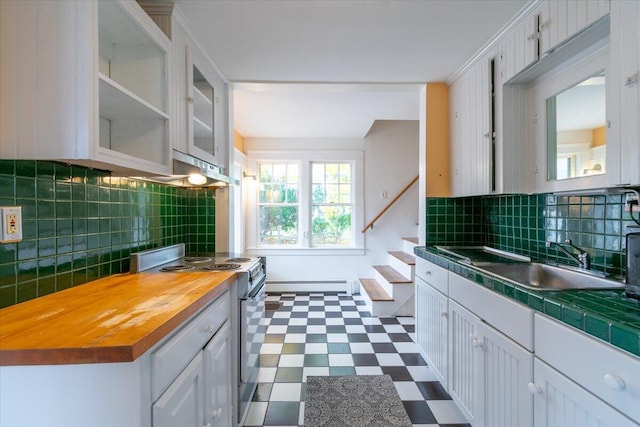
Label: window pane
xmin=312 ymin=163 xmax=324 ymax=183
xmin=326 ymin=164 xmax=340 ymax=183
xmin=326 ymin=184 xmax=339 ymax=204
xmin=312 ymin=205 xmax=352 ymax=246
xmin=312 ymin=184 xmax=324 ymax=203
xmin=286 ymin=184 xmax=298 ymax=203
xmin=259 ymin=206 xmax=298 ymax=245
xmin=340 ymin=164 xmax=351 ymax=183
xmin=258 ymin=162 xmax=299 ymax=246
xmin=339 ymin=186 xmax=351 ymax=203
xmin=288 ymin=164 xmax=299 ymax=184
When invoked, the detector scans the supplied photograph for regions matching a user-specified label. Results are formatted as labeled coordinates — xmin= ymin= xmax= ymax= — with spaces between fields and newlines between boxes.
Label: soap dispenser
xmin=626 ymin=232 xmax=640 ymax=300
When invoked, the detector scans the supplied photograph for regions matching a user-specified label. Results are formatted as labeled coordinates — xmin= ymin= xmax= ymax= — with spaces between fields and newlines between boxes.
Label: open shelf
xmin=99 ymin=73 xmax=169 ymax=121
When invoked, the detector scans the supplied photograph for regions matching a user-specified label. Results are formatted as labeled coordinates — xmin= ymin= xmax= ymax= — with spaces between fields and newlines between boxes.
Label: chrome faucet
xmin=546 ymin=239 xmax=590 ymax=269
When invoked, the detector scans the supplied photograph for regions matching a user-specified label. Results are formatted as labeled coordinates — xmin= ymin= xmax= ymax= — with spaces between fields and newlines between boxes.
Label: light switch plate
xmin=1 ymin=206 xmax=22 ymax=243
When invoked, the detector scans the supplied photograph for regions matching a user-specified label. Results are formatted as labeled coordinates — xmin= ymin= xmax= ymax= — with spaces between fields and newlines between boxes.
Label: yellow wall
xmin=425 ymin=83 xmax=450 ymax=197
xmin=592 ymin=126 xmax=606 ymax=147
xmin=234 ymin=129 xmax=245 ymax=153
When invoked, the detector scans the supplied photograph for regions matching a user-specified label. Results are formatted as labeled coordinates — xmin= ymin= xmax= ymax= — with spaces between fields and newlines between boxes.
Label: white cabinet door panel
xmin=415 ymin=277 xmax=448 ymax=389
xmin=533 ymin=358 xmax=638 ymax=427
xmin=478 ymin=322 xmax=533 ymax=427
xmin=448 ymin=300 xmax=481 ymax=425
xmin=535 ymin=314 xmax=640 ymax=424
xmin=153 ymin=351 xmax=205 ymax=427
xmin=204 ymin=322 xmax=233 ymax=427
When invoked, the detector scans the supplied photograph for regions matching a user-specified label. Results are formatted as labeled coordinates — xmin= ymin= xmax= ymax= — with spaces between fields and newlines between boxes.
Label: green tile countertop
xmin=415 ymin=246 xmax=640 ymax=358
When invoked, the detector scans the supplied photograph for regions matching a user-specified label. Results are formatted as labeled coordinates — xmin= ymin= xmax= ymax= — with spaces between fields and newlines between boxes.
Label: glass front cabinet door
xmin=186 ymin=46 xmax=225 ymax=167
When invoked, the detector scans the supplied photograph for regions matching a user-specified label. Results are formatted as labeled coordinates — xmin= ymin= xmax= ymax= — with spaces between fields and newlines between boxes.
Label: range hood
xmin=138 ymin=150 xmax=238 ymax=187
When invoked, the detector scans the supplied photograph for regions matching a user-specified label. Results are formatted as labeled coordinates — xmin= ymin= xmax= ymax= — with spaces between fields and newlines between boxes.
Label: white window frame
xmin=246 ymin=150 xmax=364 ymax=255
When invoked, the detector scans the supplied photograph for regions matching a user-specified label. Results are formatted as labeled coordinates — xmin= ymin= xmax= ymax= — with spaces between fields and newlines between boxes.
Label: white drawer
xmin=535 ymin=313 xmax=640 ymax=424
xmin=151 ymin=291 xmax=230 ymax=401
xmin=449 ymin=273 xmax=534 ymax=351
xmin=415 ymin=257 xmax=448 ymax=295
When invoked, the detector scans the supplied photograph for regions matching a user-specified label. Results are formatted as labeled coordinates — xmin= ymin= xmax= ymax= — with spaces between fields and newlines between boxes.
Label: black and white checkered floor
xmin=243 ymin=292 xmax=470 ymax=427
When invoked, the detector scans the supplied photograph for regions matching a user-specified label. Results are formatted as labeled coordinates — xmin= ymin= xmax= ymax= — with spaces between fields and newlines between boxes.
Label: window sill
xmin=245 ymin=247 xmax=365 ymax=256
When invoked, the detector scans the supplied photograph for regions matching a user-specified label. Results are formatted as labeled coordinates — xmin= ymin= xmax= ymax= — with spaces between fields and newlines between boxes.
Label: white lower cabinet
xmin=415 ymin=276 xmax=449 ymax=388
xmin=153 ymin=321 xmax=232 ymax=427
xmin=531 ymin=358 xmax=638 ymax=427
xmin=415 ymin=264 xmax=640 ymax=427
xmin=448 ymin=300 xmax=483 ymax=425
xmin=477 ymin=321 xmax=533 ymax=427
xmin=204 ymin=322 xmax=233 ymax=427
xmin=154 ymin=351 xmax=205 ymax=427
xmin=448 ymin=300 xmax=534 ymax=427
xmin=534 ymin=314 xmax=640 ymax=426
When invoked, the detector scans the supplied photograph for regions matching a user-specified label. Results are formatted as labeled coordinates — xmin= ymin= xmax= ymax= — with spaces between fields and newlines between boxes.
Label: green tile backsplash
xmin=426 ymin=193 xmax=639 ymax=278
xmin=0 ymin=160 xmax=217 ymax=308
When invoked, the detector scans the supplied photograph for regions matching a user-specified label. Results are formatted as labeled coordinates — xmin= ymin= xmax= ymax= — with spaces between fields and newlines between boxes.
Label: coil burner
xmin=183 ymin=257 xmax=213 ymax=263
xmin=204 ymin=263 xmax=242 ymax=271
xmin=160 ymin=265 xmax=195 ymax=272
xmin=226 ymin=257 xmax=252 ymax=263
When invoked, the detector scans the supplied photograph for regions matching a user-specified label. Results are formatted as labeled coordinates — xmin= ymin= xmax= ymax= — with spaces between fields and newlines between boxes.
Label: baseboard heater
xmin=266 ymin=280 xmax=354 ymax=295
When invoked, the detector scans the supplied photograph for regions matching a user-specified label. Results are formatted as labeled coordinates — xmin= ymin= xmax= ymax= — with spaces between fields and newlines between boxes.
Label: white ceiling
xmin=172 ymin=0 xmax=530 ymax=138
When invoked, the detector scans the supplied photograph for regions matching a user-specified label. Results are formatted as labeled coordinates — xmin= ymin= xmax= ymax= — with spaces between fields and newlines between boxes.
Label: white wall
xmin=243 ymin=120 xmax=419 ymax=292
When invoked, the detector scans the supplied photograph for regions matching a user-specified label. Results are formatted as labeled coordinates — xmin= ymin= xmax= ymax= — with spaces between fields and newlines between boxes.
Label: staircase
xmin=359 ymin=237 xmax=418 ymax=317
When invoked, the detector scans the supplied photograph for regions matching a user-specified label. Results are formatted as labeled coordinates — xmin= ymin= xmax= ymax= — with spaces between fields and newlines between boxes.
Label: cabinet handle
xmin=186 ymin=96 xmax=194 ymax=104
xmin=625 ymin=72 xmax=639 ymax=88
xmin=603 ymin=374 xmax=626 ymax=390
xmin=527 ymin=382 xmax=543 ymax=394
xmin=539 ymin=20 xmax=549 ymax=30
xmin=425 ymin=270 xmax=432 ymax=276
xmin=526 ymin=33 xmax=538 ymax=41
xmin=205 ymin=324 xmax=216 ymax=335
xmin=440 ymin=312 xmax=448 ymax=319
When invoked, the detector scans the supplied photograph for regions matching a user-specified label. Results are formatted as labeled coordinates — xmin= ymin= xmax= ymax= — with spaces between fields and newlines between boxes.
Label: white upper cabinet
xmin=450 ymin=56 xmax=494 ymax=197
xmin=500 ymin=7 xmax=540 ymax=83
xmin=538 ymin=0 xmax=610 ymax=58
xmin=185 ymin=45 xmax=228 ymax=170
xmin=609 ymin=0 xmax=640 ymax=186
xmin=154 ymin=6 xmax=230 ymax=173
xmin=0 ymin=0 xmax=172 ymax=176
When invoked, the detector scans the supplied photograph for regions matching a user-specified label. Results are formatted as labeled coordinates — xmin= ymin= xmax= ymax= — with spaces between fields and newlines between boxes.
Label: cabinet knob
xmin=186 ymin=96 xmax=194 ymax=104
xmin=471 ymin=337 xmax=483 ymax=349
xmin=425 ymin=270 xmax=432 ymax=276
xmin=206 ymin=324 xmax=216 ymax=335
xmin=603 ymin=374 xmax=625 ymax=390
xmin=440 ymin=312 xmax=448 ymax=319
xmin=527 ymin=382 xmax=543 ymax=394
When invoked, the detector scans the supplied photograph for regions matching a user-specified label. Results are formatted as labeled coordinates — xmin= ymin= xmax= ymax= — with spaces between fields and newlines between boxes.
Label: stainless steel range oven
xmin=130 ymin=244 xmax=266 ymax=426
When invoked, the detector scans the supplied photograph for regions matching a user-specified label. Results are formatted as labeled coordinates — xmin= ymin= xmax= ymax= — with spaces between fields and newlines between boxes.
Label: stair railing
xmin=362 ymin=175 xmax=419 ymax=234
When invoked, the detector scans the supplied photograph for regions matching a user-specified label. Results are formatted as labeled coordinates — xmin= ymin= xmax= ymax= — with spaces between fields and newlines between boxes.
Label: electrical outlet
xmin=625 ymin=193 xmax=640 ymax=213
xmin=1 ymin=206 xmax=22 ymax=243
xmin=381 ymin=191 xmax=388 ymax=199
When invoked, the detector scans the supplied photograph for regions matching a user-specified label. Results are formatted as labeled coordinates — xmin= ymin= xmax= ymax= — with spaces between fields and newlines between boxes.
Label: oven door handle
xmin=247 ymin=281 xmax=265 ymax=300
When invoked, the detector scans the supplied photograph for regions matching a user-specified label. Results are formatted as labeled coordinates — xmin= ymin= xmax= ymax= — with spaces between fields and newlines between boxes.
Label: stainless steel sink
xmin=477 ymin=262 xmax=625 ymax=291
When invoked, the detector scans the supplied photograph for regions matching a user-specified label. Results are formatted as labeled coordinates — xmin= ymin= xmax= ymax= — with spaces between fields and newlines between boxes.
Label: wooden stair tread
xmin=373 ymin=265 xmax=412 ymax=284
xmin=359 ymin=279 xmax=393 ymax=301
xmin=388 ymin=251 xmax=415 ymax=265
xmin=402 ymin=237 xmax=419 ymax=244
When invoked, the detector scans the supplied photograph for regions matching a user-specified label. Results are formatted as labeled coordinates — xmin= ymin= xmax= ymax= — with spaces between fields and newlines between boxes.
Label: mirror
xmin=546 ymin=71 xmax=606 ymax=181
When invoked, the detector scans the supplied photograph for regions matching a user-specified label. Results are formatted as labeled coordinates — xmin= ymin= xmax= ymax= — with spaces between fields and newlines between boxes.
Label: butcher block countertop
xmin=0 ymin=271 xmax=236 ymax=366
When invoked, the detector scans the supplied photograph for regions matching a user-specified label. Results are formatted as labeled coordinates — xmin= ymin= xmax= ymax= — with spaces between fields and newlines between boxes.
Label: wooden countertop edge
xmin=0 ymin=275 xmax=236 ymax=366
